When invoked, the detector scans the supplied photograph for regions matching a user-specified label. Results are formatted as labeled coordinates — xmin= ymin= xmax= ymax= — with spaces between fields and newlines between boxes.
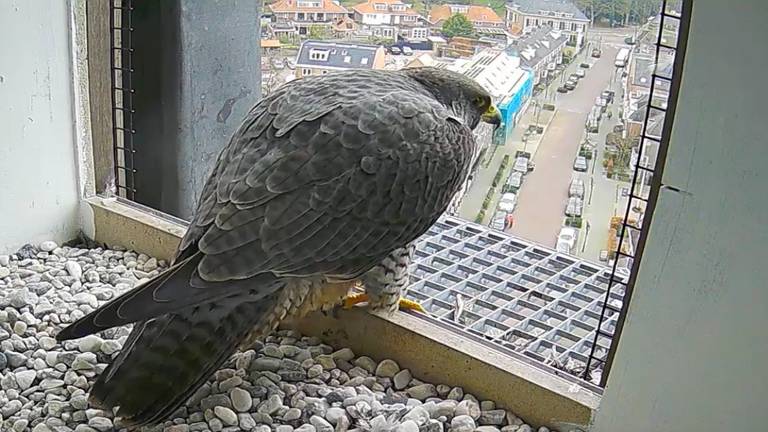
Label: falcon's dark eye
xmin=473 ymin=96 xmax=486 ymax=107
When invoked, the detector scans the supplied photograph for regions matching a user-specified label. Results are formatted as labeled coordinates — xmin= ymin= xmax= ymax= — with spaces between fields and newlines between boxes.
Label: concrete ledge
xmin=87 ymin=197 xmax=599 ymax=431
xmin=88 ymin=196 xmax=185 ymax=261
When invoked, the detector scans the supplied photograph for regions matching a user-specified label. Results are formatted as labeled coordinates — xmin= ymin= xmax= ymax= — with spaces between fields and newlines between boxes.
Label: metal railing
xmin=584 ymin=0 xmax=692 ymax=387
xmin=110 ymin=0 xmax=136 ymax=200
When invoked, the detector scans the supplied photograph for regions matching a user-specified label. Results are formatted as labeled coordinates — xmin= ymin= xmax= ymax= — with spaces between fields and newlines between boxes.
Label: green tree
xmin=576 ymin=0 xmax=661 ymax=26
xmin=441 ymin=13 xmax=475 ymax=38
xmin=308 ymin=25 xmax=330 ymax=40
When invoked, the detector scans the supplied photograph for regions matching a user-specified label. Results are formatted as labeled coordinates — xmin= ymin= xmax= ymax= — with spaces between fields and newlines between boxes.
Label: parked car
xmin=557 ymin=86 xmax=569 ymax=93
xmin=565 ymin=197 xmax=583 ymax=217
xmin=576 ymin=70 xmax=586 ymax=78
xmin=285 ymin=59 xmax=296 ymax=70
xmin=272 ymin=58 xmax=285 ymax=69
xmin=569 ymin=73 xmax=581 ymax=81
xmin=591 ymin=48 xmax=602 ymax=58
xmin=625 ymin=36 xmax=636 ymax=45
xmin=498 ymin=193 xmax=518 ymax=212
xmin=569 ymin=178 xmax=585 ymax=198
xmin=564 ymin=81 xmax=576 ymax=91
xmin=505 ymin=171 xmax=524 ymax=192
xmin=613 ymin=124 xmax=625 ymax=133
xmin=590 ymin=105 xmax=602 ymax=121
xmin=389 ymin=46 xmax=402 ymax=55
xmin=401 ymin=46 xmax=413 ymax=56
xmin=579 ymin=62 xmax=591 ymax=69
xmin=573 ymin=156 xmax=588 ymax=172
xmin=599 ymin=250 xmax=609 ymax=262
xmin=556 ymin=227 xmax=578 ymax=254
xmin=513 ymin=156 xmax=530 ymax=173
xmin=490 ymin=211 xmax=507 ymax=231
xmin=602 ymin=90 xmax=615 ymax=104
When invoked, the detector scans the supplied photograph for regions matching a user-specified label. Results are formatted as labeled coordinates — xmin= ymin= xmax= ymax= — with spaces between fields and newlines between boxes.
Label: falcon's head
xmin=402 ymin=67 xmax=503 ymax=130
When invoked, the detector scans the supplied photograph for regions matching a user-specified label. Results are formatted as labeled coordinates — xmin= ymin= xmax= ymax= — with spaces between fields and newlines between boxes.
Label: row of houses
xmin=264 ymin=0 xmax=588 ymax=47
xmin=294 ymin=24 xmax=569 ymax=128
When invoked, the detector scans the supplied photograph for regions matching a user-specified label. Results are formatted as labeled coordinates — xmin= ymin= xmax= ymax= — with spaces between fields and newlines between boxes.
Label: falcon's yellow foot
xmin=398 ymin=298 xmax=427 ymax=313
xmin=341 ymin=293 xmax=426 ymax=313
xmin=342 ymin=292 xmax=369 ymax=309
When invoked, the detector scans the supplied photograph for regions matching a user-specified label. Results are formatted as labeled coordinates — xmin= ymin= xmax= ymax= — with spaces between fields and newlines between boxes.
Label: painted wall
xmin=0 ymin=1 xmax=81 ymax=253
xmin=593 ymin=2 xmax=768 ymax=431
xmin=497 ymin=70 xmax=533 ymax=144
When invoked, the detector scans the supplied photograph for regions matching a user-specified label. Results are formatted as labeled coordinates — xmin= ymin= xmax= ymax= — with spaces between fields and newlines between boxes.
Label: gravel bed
xmin=0 ymin=241 xmax=583 ymax=432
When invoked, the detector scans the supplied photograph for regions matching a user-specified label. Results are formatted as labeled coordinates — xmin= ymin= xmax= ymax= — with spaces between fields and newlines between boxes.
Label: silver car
xmin=569 ymin=178 xmax=585 ymax=198
xmin=573 ymin=156 xmax=588 ymax=172
xmin=565 ymin=197 xmax=583 ymax=217
xmin=490 ymin=211 xmax=507 ymax=231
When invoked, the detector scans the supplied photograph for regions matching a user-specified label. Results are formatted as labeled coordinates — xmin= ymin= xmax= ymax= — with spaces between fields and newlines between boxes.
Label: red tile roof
xmin=269 ymin=0 xmax=348 ymax=14
xmin=352 ymin=0 xmax=419 ymax=16
xmin=429 ymin=4 xmax=503 ymax=25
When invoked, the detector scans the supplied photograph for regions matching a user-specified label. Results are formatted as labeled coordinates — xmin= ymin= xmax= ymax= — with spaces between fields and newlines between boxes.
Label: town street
xmin=508 ymin=42 xmax=622 ymax=248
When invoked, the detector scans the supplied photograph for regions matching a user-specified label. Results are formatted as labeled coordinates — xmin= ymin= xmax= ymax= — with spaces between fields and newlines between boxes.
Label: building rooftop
xmin=269 ymin=0 xmax=348 ymax=14
xmin=429 ymin=4 xmax=504 ymax=25
xmin=632 ymin=55 xmax=673 ymax=89
xmin=352 ymin=0 xmax=420 ymax=16
xmin=629 ymin=102 xmax=664 ymax=138
xmin=450 ymin=48 xmax=528 ymax=104
xmin=507 ymin=0 xmax=589 ymax=21
xmin=507 ymin=25 xmax=567 ymax=69
xmin=296 ymin=40 xmax=381 ymax=70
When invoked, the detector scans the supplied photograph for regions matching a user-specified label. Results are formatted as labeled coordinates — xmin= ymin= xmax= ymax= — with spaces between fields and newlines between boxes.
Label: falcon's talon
xmin=342 ymin=293 xmax=425 ymax=313
xmin=342 ymin=293 xmax=369 ymax=309
xmin=398 ymin=298 xmax=427 ymax=313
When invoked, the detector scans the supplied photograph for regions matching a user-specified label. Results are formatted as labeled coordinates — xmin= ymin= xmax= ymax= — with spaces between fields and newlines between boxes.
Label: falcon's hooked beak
xmin=482 ymin=104 xmax=503 ymax=130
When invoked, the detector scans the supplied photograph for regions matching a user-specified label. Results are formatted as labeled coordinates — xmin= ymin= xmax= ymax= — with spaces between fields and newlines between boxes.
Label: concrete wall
xmin=130 ymin=0 xmax=262 ymax=221
xmin=593 ymin=2 xmax=768 ymax=431
xmin=0 ymin=0 xmax=81 ymax=253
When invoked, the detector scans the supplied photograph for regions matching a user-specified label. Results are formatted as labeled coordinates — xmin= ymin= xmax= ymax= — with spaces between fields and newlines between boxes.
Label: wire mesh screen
xmin=584 ymin=0 xmax=690 ymax=386
xmin=110 ymin=0 xmax=136 ymax=200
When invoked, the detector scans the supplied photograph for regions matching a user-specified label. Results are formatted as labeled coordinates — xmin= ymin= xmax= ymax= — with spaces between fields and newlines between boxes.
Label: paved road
xmin=508 ymin=44 xmax=622 ymax=248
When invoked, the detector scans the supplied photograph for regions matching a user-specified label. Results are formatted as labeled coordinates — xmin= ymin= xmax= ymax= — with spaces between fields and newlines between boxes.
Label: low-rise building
xmin=442 ymin=36 xmax=498 ymax=58
xmin=428 ymin=4 xmax=505 ymax=36
xmin=505 ymin=0 xmax=589 ymax=47
xmin=449 ymin=48 xmax=533 ymax=144
xmin=507 ymin=25 xmax=567 ymax=87
xmin=294 ymin=40 xmax=386 ymax=78
xmin=268 ymin=0 xmax=349 ymax=38
xmin=351 ymin=0 xmax=430 ymax=40
xmin=332 ymin=16 xmax=359 ymax=38
xmin=622 ymin=53 xmax=673 ymax=134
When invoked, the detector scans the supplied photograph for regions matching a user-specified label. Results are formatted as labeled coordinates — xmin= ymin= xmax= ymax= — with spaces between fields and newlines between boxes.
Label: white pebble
xmin=65 ymin=261 xmax=83 ymax=280
xmin=39 ymin=241 xmax=58 ymax=252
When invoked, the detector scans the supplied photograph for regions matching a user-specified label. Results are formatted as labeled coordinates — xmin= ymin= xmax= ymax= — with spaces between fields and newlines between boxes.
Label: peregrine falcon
xmin=56 ymin=67 xmax=502 ymax=426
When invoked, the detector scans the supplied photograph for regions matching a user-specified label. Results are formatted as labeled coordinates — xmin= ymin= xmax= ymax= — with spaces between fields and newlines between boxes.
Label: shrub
xmin=482 ymin=195 xmax=492 ymax=210
xmin=606 ymin=132 xmax=621 ymax=147
xmin=475 ymin=210 xmax=486 ymax=223
xmin=566 ymin=216 xmax=584 ymax=228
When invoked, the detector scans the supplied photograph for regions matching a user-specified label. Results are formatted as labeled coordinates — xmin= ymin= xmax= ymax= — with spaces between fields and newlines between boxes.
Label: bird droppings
xmin=0 ymin=242 xmax=586 ymax=432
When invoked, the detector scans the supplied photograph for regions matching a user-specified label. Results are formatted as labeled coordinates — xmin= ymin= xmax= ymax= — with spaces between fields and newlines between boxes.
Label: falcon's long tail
xmin=89 ymin=291 xmax=283 ymax=427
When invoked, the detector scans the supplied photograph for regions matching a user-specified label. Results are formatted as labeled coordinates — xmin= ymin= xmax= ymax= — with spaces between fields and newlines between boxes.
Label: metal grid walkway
xmin=407 ymin=216 xmax=625 ymax=384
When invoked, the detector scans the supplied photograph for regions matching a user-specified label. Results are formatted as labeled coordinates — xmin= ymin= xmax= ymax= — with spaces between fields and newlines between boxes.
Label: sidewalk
xmin=457 ymin=102 xmax=557 ymax=224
